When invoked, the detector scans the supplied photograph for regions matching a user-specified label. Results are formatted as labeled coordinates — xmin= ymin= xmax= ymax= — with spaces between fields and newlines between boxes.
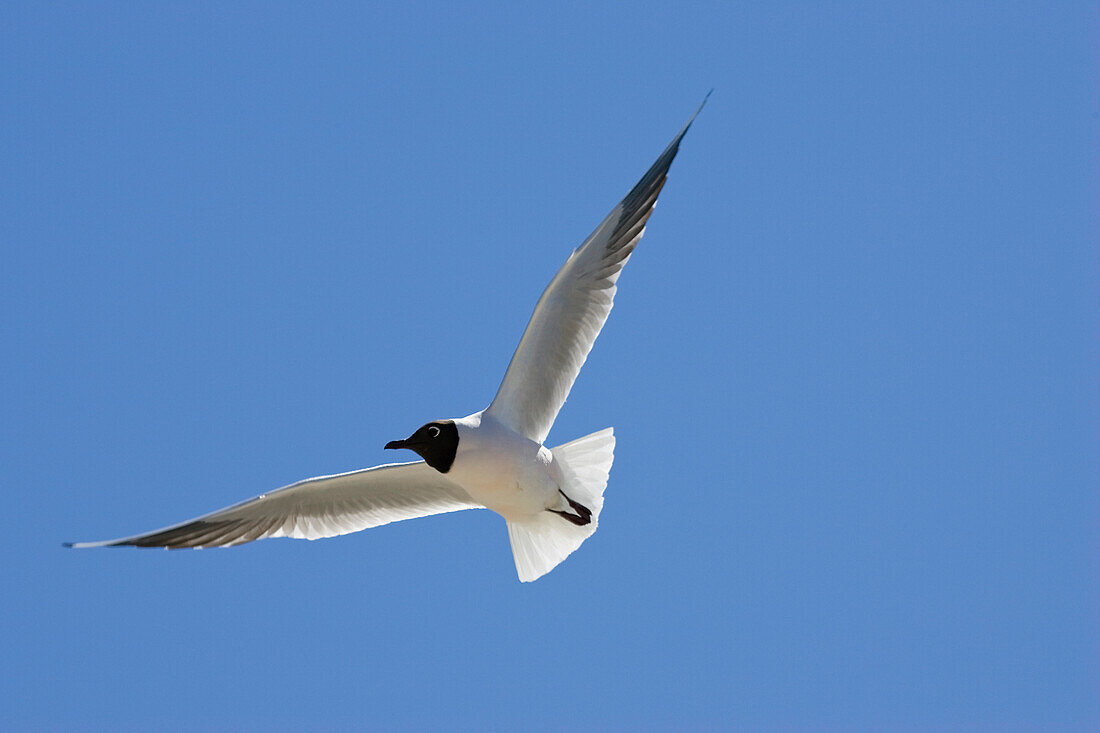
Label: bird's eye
xmin=427 ymin=425 xmax=441 ymax=438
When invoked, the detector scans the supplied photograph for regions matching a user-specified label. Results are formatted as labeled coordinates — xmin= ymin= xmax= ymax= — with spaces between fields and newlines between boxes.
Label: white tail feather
xmin=507 ymin=428 xmax=615 ymax=582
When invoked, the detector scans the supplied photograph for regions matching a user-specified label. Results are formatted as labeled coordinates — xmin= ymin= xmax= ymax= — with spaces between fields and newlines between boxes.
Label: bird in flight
xmin=67 ymin=95 xmax=707 ymax=582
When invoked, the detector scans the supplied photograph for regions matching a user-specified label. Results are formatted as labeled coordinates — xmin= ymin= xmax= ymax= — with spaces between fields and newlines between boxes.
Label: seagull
xmin=66 ymin=95 xmax=707 ymax=582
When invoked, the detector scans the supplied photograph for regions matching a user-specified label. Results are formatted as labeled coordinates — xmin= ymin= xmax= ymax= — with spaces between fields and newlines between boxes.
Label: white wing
xmin=486 ymin=96 xmax=707 ymax=443
xmin=66 ymin=461 xmax=482 ymax=549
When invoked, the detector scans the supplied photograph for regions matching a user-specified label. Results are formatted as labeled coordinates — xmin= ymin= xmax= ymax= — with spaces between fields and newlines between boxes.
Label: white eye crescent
xmin=428 ymin=426 xmax=441 ymax=438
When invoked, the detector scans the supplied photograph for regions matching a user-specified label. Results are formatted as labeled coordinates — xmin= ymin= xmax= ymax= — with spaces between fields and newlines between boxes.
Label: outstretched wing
xmin=66 ymin=461 xmax=482 ymax=549
xmin=485 ymin=95 xmax=707 ymax=443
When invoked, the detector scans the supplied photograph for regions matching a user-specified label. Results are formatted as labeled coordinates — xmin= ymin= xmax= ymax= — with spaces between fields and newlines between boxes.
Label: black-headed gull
xmin=67 ymin=96 xmax=707 ymax=582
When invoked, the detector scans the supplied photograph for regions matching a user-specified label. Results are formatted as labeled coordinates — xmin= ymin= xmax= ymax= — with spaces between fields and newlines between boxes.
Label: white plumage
xmin=67 ymin=96 xmax=706 ymax=581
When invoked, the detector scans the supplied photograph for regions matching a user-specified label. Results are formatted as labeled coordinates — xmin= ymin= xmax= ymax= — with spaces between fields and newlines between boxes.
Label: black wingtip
xmin=663 ymin=91 xmax=712 ymax=154
xmin=686 ymin=89 xmax=712 ymax=128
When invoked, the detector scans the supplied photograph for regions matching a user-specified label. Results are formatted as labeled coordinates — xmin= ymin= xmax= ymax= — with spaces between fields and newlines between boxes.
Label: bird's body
xmin=449 ymin=412 xmax=562 ymax=522
xmin=67 ymin=95 xmax=707 ymax=581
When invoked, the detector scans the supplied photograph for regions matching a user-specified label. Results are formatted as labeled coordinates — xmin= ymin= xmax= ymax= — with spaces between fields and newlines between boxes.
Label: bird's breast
xmin=449 ymin=413 xmax=560 ymax=520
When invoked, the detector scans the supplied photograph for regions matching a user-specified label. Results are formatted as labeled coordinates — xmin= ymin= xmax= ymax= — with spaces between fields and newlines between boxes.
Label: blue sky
xmin=2 ymin=2 xmax=1096 ymax=730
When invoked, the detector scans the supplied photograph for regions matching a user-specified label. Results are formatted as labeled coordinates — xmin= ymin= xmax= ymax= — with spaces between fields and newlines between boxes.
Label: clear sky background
xmin=2 ymin=2 xmax=1096 ymax=730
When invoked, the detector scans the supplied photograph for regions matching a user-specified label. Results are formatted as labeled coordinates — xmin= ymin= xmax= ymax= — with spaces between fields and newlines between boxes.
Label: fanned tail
xmin=507 ymin=428 xmax=615 ymax=582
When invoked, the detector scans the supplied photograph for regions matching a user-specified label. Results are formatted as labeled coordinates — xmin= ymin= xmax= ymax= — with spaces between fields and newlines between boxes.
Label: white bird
xmin=67 ymin=96 xmax=707 ymax=582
